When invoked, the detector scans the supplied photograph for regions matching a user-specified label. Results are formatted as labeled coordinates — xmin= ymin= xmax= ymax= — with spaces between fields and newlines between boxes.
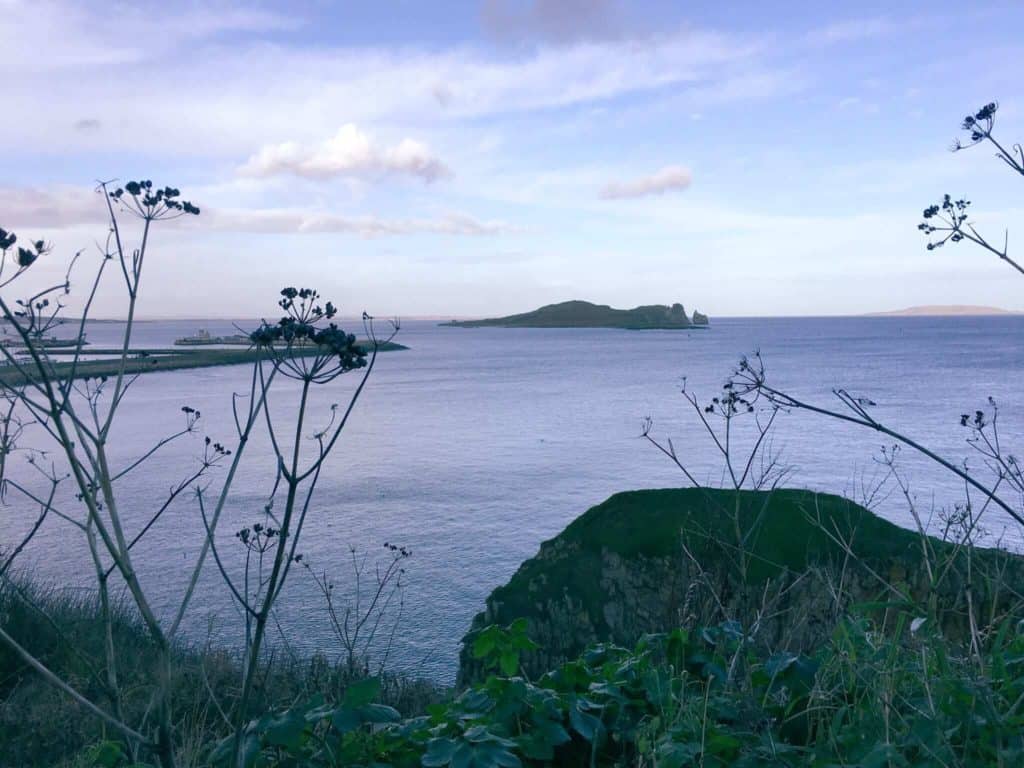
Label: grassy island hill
xmin=441 ymin=299 xmax=709 ymax=329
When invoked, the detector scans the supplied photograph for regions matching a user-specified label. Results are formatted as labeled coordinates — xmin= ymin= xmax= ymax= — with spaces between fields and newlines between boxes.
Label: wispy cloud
xmin=598 ymin=165 xmax=692 ymax=200
xmin=0 ymin=2 xmax=768 ymax=156
xmin=807 ymin=17 xmax=894 ymax=45
xmin=73 ymin=118 xmax=101 ymax=134
xmin=0 ymin=0 xmax=298 ymax=73
xmin=206 ymin=208 xmax=508 ymax=237
xmin=239 ymin=124 xmax=453 ymax=183
xmin=481 ymin=0 xmax=629 ymax=46
xmin=0 ymin=185 xmax=506 ymax=238
xmin=0 ymin=184 xmax=101 ymax=229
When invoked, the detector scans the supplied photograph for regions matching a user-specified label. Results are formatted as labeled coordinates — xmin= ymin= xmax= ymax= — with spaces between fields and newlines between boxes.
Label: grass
xmin=472 ymin=488 xmax=1024 ymax=674
xmin=0 ymin=341 xmax=407 ymax=386
xmin=0 ymin=576 xmax=442 ymax=768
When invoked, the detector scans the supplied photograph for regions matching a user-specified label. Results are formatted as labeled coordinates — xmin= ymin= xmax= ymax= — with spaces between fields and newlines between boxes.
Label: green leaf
xmin=517 ymin=719 xmax=570 ymax=760
xmin=422 ymin=737 xmax=459 ymax=767
xmin=362 ymin=703 xmax=402 ymax=723
xmin=87 ymin=741 xmax=127 ymax=768
xmin=450 ymin=742 xmax=474 ymax=768
xmin=344 ymin=676 xmax=382 ymax=708
xmin=569 ymin=704 xmax=603 ymax=742
xmin=765 ymin=652 xmax=798 ymax=679
xmin=263 ymin=709 xmax=307 ymax=750
xmin=705 ymin=730 xmax=741 ymax=756
xmin=499 ymin=649 xmax=519 ymax=677
xmin=332 ymin=707 xmax=362 ymax=734
xmin=473 ymin=626 xmax=501 ymax=659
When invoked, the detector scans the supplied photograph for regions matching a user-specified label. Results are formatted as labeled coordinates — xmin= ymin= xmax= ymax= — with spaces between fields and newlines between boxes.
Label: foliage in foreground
xmin=82 ymin=614 xmax=1017 ymax=768
xmin=0 ymin=578 xmax=441 ymax=768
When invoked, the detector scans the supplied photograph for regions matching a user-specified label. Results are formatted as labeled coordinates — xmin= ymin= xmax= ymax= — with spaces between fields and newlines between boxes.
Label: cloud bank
xmin=239 ymin=125 xmax=452 ymax=183
xmin=599 ymin=165 xmax=692 ymax=199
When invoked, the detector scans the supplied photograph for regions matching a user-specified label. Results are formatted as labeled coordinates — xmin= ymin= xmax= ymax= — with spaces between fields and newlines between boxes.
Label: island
xmin=440 ymin=300 xmax=709 ymax=329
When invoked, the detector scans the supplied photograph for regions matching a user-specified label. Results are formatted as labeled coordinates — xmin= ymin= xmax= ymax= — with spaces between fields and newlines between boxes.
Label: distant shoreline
xmin=0 ymin=341 xmax=407 ymax=386
xmin=865 ymin=305 xmax=1020 ymax=317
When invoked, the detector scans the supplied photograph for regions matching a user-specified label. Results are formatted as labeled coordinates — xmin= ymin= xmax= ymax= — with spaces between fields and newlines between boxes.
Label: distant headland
xmin=440 ymin=300 xmax=709 ymax=330
xmin=867 ymin=305 xmax=1020 ymax=317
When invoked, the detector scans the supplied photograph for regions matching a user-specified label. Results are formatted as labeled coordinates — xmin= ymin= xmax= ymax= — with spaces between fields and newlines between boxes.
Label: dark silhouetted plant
xmin=0 ymin=181 xmax=397 ymax=768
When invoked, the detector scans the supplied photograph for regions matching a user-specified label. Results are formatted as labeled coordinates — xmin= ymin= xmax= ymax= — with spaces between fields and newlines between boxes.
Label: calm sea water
xmin=7 ymin=316 xmax=1024 ymax=681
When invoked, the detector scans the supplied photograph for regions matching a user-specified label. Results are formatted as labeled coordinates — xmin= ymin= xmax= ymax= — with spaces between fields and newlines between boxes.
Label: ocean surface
xmin=7 ymin=316 xmax=1024 ymax=681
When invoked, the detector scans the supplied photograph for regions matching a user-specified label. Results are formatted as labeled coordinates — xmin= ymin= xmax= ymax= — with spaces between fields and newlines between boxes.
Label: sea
xmin=6 ymin=315 xmax=1024 ymax=682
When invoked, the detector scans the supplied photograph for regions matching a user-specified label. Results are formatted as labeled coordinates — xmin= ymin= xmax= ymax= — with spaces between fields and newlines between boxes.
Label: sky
xmin=2 ymin=0 xmax=1024 ymax=319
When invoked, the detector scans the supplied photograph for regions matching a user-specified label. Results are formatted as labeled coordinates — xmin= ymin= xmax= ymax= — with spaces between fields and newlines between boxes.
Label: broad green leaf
xmin=422 ymin=737 xmax=459 ymax=767
xmin=344 ymin=676 xmax=382 ymax=708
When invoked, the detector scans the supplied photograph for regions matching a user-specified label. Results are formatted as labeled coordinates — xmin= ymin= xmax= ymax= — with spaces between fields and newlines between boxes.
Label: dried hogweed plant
xmin=0 ymin=180 xmax=397 ymax=768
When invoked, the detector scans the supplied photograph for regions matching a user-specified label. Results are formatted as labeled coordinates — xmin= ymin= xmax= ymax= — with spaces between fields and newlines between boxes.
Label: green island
xmin=440 ymin=299 xmax=710 ymax=329
xmin=0 ymin=340 xmax=407 ymax=386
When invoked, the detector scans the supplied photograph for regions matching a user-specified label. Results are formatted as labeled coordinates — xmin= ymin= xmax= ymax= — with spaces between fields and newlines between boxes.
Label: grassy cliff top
xmin=441 ymin=300 xmax=708 ymax=329
xmin=481 ymin=487 xmax=1014 ymax=630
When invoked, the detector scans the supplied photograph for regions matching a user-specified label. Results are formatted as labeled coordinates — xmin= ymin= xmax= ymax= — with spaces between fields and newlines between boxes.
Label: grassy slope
xmin=0 ymin=578 xmax=440 ymax=768
xmin=483 ymin=487 xmax=1011 ymax=629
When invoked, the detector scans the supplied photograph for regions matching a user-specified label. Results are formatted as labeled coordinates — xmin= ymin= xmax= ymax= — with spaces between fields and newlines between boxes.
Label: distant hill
xmin=868 ymin=305 xmax=1020 ymax=317
xmin=440 ymin=300 xmax=709 ymax=329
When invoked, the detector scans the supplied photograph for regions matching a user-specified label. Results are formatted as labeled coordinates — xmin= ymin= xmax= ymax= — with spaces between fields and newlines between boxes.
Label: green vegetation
xmin=0 ymin=578 xmax=442 ymax=768
xmin=0 ymin=341 xmax=406 ymax=386
xmin=6 ymin=574 xmax=1022 ymax=767
xmin=42 ymin=614 xmax=1019 ymax=768
xmin=461 ymin=488 xmax=1024 ymax=682
xmin=477 ymin=488 xmax=910 ymax=621
xmin=440 ymin=300 xmax=708 ymax=329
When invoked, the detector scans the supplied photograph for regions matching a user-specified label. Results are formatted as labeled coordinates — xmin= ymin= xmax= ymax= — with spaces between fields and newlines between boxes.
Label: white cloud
xmin=598 ymin=165 xmax=692 ymax=200
xmin=239 ymin=124 xmax=453 ymax=183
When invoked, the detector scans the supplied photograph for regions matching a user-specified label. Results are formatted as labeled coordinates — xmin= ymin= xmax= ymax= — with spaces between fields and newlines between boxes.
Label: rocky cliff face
xmin=459 ymin=488 xmax=1024 ymax=682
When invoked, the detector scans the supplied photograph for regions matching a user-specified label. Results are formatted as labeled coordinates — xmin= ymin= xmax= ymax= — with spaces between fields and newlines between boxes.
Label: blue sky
xmin=2 ymin=0 xmax=1023 ymax=318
